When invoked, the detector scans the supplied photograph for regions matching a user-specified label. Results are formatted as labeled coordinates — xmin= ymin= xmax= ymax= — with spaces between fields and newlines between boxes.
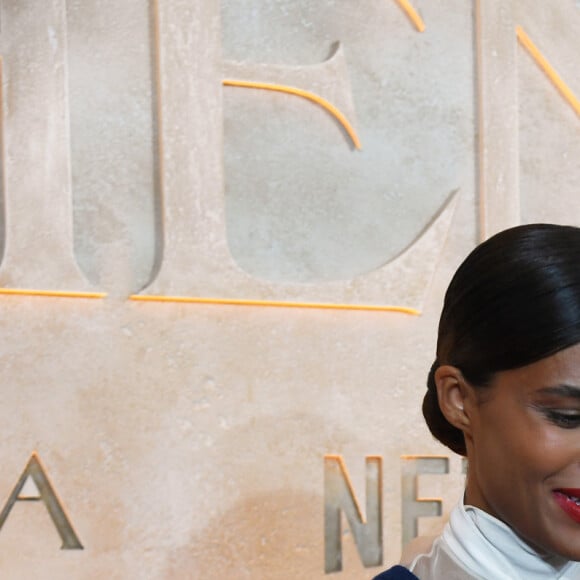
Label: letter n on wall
xmin=324 ymin=455 xmax=382 ymax=572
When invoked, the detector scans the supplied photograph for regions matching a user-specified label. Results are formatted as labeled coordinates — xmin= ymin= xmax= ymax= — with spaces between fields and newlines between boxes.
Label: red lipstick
xmin=553 ymin=489 xmax=580 ymax=524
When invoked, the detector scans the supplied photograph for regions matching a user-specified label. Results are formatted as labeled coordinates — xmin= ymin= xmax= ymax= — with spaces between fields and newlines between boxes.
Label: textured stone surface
xmin=0 ymin=0 xmax=575 ymax=578
xmin=518 ymin=0 xmax=580 ymax=225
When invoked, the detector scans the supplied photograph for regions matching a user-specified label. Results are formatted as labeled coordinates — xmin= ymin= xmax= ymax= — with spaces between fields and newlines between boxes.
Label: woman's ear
xmin=434 ymin=365 xmax=473 ymax=434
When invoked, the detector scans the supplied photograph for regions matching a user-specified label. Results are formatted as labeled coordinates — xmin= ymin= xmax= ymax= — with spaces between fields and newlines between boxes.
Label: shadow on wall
xmin=163 ymin=489 xmax=322 ymax=579
xmin=157 ymin=409 xmax=377 ymax=579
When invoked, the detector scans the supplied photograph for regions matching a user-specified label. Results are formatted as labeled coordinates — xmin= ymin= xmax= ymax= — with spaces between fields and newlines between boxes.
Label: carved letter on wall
xmin=400 ymin=456 xmax=448 ymax=547
xmin=138 ymin=1 xmax=459 ymax=312
xmin=0 ymin=453 xmax=83 ymax=550
xmin=0 ymin=1 xmax=96 ymax=295
xmin=324 ymin=455 xmax=382 ymax=573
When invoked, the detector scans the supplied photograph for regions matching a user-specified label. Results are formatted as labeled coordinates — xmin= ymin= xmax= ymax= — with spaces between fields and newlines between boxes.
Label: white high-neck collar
xmin=436 ymin=496 xmax=580 ymax=579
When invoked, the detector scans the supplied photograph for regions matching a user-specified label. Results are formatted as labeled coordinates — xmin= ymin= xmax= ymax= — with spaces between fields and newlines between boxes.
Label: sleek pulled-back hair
xmin=423 ymin=224 xmax=580 ymax=455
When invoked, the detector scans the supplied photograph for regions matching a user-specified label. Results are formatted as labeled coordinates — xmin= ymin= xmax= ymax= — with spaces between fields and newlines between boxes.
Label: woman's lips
xmin=553 ymin=489 xmax=580 ymax=524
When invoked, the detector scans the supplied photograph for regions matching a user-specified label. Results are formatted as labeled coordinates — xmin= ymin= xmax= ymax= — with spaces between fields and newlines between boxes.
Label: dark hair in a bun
xmin=423 ymin=224 xmax=580 ymax=455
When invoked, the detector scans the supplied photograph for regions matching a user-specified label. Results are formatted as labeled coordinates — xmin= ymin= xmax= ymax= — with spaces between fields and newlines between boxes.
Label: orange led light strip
xmin=130 ymin=294 xmax=419 ymax=315
xmin=0 ymin=288 xmax=106 ymax=299
xmin=223 ymin=79 xmax=362 ymax=150
xmin=517 ymin=26 xmax=580 ymax=118
xmin=394 ymin=0 xmax=425 ymax=32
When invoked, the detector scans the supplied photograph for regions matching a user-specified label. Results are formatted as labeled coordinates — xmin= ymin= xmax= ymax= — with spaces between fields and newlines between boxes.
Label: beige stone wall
xmin=0 ymin=1 xmax=578 ymax=578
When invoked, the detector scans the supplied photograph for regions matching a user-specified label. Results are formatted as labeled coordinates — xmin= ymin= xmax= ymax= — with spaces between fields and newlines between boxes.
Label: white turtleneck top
xmin=408 ymin=497 xmax=580 ymax=579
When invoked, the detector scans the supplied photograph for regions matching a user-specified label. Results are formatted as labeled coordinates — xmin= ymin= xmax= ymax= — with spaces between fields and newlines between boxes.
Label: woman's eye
xmin=544 ymin=410 xmax=580 ymax=429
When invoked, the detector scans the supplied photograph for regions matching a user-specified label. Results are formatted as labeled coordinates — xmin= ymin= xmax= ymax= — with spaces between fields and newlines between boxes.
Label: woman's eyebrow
xmin=536 ymin=384 xmax=580 ymax=398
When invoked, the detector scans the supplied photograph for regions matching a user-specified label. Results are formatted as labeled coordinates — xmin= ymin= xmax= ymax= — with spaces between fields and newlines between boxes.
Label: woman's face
xmin=464 ymin=342 xmax=580 ymax=559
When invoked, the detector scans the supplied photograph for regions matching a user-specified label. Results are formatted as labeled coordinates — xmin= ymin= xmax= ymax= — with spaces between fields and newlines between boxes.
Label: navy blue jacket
xmin=373 ymin=565 xmax=419 ymax=579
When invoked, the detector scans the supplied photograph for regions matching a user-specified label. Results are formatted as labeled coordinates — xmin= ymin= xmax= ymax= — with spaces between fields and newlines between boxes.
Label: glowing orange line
xmin=394 ymin=0 xmax=425 ymax=32
xmin=130 ymin=294 xmax=419 ymax=315
xmin=0 ymin=288 xmax=106 ymax=299
xmin=517 ymin=26 xmax=580 ymax=118
xmin=223 ymin=79 xmax=362 ymax=150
